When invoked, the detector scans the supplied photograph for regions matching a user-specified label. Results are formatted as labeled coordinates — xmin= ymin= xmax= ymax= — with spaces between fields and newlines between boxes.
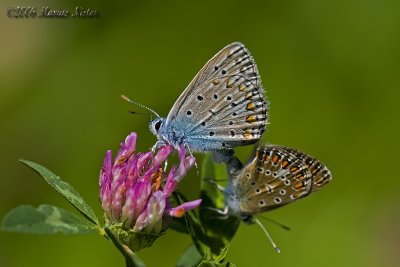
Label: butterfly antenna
xmin=121 ymin=95 xmax=161 ymax=118
xmin=258 ymin=215 xmax=291 ymax=231
xmin=254 ymin=218 xmax=281 ymax=253
xmin=128 ymin=110 xmax=151 ymax=116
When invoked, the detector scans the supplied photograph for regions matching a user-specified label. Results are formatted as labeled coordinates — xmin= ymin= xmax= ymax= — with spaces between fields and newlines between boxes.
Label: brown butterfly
xmin=223 ymin=145 xmax=332 ymax=252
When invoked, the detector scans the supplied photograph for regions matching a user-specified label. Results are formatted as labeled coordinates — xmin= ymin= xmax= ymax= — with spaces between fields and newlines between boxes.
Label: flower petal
xmin=121 ymin=188 xmax=136 ymax=228
xmin=137 ymin=151 xmax=153 ymax=172
xmin=115 ymin=132 xmax=137 ymax=165
xmin=167 ymin=199 xmax=202 ymax=218
xmin=100 ymin=151 xmax=113 ymax=216
xmin=163 ymin=165 xmax=177 ymax=197
xmin=131 ymin=175 xmax=152 ymax=221
xmin=111 ymin=164 xmax=127 ymax=196
xmin=152 ymin=145 xmax=173 ymax=168
xmin=125 ymin=156 xmax=139 ymax=189
xmin=144 ymin=191 xmax=166 ymax=233
xmin=174 ymin=155 xmax=196 ymax=182
xmin=100 ymin=150 xmax=112 ymax=186
xmin=133 ymin=208 xmax=148 ymax=232
xmin=111 ymin=182 xmax=126 ymax=222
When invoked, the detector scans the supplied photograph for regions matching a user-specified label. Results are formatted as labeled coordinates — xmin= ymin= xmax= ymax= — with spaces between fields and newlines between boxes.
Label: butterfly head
xmin=149 ymin=117 xmax=166 ymax=137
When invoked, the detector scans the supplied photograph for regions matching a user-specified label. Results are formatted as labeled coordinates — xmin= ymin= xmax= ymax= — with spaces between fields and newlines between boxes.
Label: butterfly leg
xmin=203 ymin=205 xmax=230 ymax=220
xmin=151 ymin=140 xmax=166 ymax=152
xmin=163 ymin=160 xmax=168 ymax=172
xmin=204 ymin=178 xmax=226 ymax=193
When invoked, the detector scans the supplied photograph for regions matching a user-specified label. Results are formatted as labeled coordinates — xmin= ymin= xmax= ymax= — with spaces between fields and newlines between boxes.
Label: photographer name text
xmin=7 ymin=6 xmax=99 ymax=18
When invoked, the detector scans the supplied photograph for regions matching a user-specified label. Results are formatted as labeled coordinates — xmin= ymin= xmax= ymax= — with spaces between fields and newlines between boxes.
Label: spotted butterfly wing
xmin=161 ymin=42 xmax=268 ymax=151
xmin=282 ymin=147 xmax=331 ymax=192
xmin=226 ymin=145 xmax=332 ymax=216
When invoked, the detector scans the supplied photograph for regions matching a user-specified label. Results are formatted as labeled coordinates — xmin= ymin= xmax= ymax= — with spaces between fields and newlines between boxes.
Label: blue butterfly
xmin=126 ymin=42 xmax=268 ymax=154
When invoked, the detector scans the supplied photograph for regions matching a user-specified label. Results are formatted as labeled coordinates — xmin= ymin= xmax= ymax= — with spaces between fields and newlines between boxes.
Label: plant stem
xmin=104 ymin=227 xmax=146 ymax=267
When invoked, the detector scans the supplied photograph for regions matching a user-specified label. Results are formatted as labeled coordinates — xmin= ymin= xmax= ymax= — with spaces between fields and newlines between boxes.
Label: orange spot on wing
xmin=296 ymin=172 xmax=305 ymax=180
xmin=315 ymin=176 xmax=324 ymax=184
xmin=312 ymin=168 xmax=319 ymax=175
xmin=282 ymin=160 xmax=289 ymax=168
xmin=290 ymin=166 xmax=299 ymax=172
xmin=243 ymin=130 xmax=252 ymax=139
xmin=246 ymin=115 xmax=257 ymax=123
xmin=294 ymin=181 xmax=305 ymax=190
xmin=246 ymin=102 xmax=255 ymax=110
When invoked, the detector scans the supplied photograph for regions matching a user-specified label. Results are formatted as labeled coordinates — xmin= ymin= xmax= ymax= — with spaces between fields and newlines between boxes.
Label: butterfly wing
xmin=281 ymin=147 xmax=332 ymax=192
xmin=231 ymin=145 xmax=332 ymax=215
xmin=164 ymin=42 xmax=268 ymax=151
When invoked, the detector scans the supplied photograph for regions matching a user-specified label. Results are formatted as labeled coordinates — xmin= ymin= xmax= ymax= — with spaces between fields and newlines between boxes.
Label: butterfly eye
xmin=154 ymin=120 xmax=162 ymax=131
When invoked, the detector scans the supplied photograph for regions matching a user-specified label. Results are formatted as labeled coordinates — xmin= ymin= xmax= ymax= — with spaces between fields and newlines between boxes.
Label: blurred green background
xmin=1 ymin=0 xmax=399 ymax=266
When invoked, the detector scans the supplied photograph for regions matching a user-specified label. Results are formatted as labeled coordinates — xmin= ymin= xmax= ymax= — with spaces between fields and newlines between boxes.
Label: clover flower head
xmin=99 ymin=132 xmax=201 ymax=250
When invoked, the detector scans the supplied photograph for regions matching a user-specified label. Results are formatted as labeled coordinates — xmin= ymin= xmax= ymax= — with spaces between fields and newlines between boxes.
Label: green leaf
xmin=197 ymin=261 xmax=236 ymax=267
xmin=197 ymin=246 xmax=236 ymax=267
xmin=197 ymin=155 xmax=240 ymax=258
xmin=214 ymin=246 xmax=229 ymax=263
xmin=176 ymin=244 xmax=203 ymax=267
xmin=172 ymin=191 xmax=207 ymax=256
xmin=169 ymin=216 xmax=189 ymax=234
xmin=104 ymin=227 xmax=146 ymax=267
xmin=171 ymin=156 xmax=241 ymax=262
xmin=201 ymin=154 xmax=229 ymax=208
xmin=20 ymin=160 xmax=99 ymax=225
xmin=2 ymin=205 xmax=99 ymax=235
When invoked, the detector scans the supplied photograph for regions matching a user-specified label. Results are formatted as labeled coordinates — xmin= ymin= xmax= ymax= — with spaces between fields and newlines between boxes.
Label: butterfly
xmin=222 ymin=144 xmax=332 ymax=251
xmin=147 ymin=42 xmax=268 ymax=152
xmin=226 ymin=144 xmax=332 ymax=217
